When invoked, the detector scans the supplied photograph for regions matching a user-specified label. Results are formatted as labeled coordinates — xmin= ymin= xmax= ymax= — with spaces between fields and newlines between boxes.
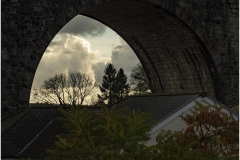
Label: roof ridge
xmin=128 ymin=92 xmax=200 ymax=97
xmin=1 ymin=107 xmax=30 ymax=121
xmin=154 ymin=94 xmax=200 ymax=125
xmin=107 ymin=93 xmax=200 ymax=108
xmin=17 ymin=111 xmax=61 ymax=157
xmin=107 ymin=96 xmax=131 ymax=108
xmin=1 ymin=107 xmax=32 ymax=137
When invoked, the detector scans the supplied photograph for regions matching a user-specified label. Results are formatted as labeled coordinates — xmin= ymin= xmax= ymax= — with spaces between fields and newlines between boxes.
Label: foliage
xmin=130 ymin=63 xmax=151 ymax=95
xmin=32 ymin=72 xmax=95 ymax=106
xmin=46 ymin=101 xmax=239 ymax=160
xmin=45 ymin=105 xmax=155 ymax=160
xmin=230 ymin=104 xmax=239 ymax=114
xmin=154 ymin=101 xmax=239 ymax=159
xmin=154 ymin=130 xmax=206 ymax=160
xmin=98 ymin=63 xmax=130 ymax=105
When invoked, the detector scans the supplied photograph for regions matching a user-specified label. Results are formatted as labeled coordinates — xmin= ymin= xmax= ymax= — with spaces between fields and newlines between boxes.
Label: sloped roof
xmin=19 ymin=115 xmax=69 ymax=159
xmin=1 ymin=107 xmax=31 ymax=136
xmin=1 ymin=106 xmax=60 ymax=158
xmin=110 ymin=94 xmax=199 ymax=123
xmin=1 ymin=106 xmax=101 ymax=159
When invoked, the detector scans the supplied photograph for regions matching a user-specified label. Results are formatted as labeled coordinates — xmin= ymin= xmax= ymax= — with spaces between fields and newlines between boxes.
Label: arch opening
xmin=4 ymin=0 xmax=233 ymax=117
xmin=30 ymin=14 xmax=149 ymax=106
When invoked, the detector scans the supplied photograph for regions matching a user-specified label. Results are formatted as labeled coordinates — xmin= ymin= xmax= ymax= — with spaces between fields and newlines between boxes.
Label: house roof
xmin=1 ymin=105 xmax=103 ymax=159
xmin=109 ymin=94 xmax=199 ymax=123
xmin=1 ymin=106 xmax=60 ymax=158
xmin=110 ymin=94 xmax=238 ymax=123
xmin=1 ymin=107 xmax=31 ymax=136
xmin=19 ymin=107 xmax=101 ymax=159
xmin=19 ymin=115 xmax=69 ymax=159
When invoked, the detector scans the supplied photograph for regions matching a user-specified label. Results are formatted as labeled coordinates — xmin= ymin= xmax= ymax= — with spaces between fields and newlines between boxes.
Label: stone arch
xmin=1 ymin=0 xmax=238 ymax=115
xmin=81 ymin=1 xmax=217 ymax=96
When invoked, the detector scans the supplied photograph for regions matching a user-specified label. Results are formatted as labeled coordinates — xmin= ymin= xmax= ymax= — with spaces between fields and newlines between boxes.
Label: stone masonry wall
xmin=1 ymin=0 xmax=238 ymax=116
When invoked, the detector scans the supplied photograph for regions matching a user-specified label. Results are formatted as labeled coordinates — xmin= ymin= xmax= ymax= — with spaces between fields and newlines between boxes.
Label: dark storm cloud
xmin=59 ymin=15 xmax=106 ymax=37
xmin=47 ymin=33 xmax=68 ymax=49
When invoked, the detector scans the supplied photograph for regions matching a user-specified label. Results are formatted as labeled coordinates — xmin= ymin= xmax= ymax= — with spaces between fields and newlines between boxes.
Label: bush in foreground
xmin=46 ymin=102 xmax=238 ymax=160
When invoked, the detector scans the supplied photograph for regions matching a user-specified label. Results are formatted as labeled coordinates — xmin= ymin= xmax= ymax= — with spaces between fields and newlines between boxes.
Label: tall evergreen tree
xmin=98 ymin=64 xmax=130 ymax=105
xmin=98 ymin=63 xmax=117 ymax=105
xmin=115 ymin=68 xmax=130 ymax=101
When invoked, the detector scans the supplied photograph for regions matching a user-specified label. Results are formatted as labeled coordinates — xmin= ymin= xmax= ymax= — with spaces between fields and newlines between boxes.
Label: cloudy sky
xmin=30 ymin=15 xmax=140 ymax=103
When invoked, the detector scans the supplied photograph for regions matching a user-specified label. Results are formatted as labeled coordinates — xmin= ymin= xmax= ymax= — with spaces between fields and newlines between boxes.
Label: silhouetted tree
xmin=32 ymin=72 xmax=95 ymax=106
xmin=115 ymin=68 xmax=130 ymax=101
xmin=67 ymin=72 xmax=96 ymax=105
xmin=98 ymin=63 xmax=129 ymax=105
xmin=98 ymin=63 xmax=117 ymax=105
xmin=130 ymin=63 xmax=151 ymax=95
xmin=33 ymin=73 xmax=67 ymax=105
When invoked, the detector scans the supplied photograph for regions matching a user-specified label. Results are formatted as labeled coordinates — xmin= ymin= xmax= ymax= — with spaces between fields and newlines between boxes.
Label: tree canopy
xmin=130 ymin=63 xmax=151 ymax=95
xmin=32 ymin=72 xmax=95 ymax=106
xmin=46 ymin=105 xmax=154 ymax=160
xmin=46 ymin=102 xmax=239 ymax=160
xmin=154 ymin=101 xmax=239 ymax=159
xmin=98 ymin=63 xmax=130 ymax=105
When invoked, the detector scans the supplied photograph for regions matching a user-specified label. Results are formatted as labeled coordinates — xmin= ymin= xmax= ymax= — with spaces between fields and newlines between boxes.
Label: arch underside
xmin=82 ymin=0 xmax=216 ymax=96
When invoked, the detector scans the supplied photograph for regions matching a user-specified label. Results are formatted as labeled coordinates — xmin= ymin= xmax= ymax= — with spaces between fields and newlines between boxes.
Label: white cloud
xmin=31 ymin=34 xmax=107 ymax=90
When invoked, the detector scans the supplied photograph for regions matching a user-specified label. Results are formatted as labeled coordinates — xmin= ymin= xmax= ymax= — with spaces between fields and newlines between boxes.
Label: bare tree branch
xmin=32 ymin=72 xmax=95 ymax=106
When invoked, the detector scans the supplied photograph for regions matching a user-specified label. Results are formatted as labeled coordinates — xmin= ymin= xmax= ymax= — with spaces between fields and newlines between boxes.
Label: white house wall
xmin=146 ymin=96 xmax=238 ymax=146
xmin=146 ymin=106 xmax=192 ymax=146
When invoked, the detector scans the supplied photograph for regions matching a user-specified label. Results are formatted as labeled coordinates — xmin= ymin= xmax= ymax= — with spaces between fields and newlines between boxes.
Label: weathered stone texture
xmin=1 ymin=0 xmax=238 ymax=115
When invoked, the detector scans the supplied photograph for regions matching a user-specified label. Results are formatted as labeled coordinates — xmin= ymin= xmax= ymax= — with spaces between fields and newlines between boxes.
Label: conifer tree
xmin=98 ymin=64 xmax=130 ymax=105
xmin=98 ymin=63 xmax=117 ymax=105
xmin=115 ymin=68 xmax=130 ymax=101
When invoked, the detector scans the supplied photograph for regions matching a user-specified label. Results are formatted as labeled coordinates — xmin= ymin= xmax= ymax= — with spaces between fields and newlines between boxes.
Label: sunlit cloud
xmin=32 ymin=34 xmax=109 ymax=90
